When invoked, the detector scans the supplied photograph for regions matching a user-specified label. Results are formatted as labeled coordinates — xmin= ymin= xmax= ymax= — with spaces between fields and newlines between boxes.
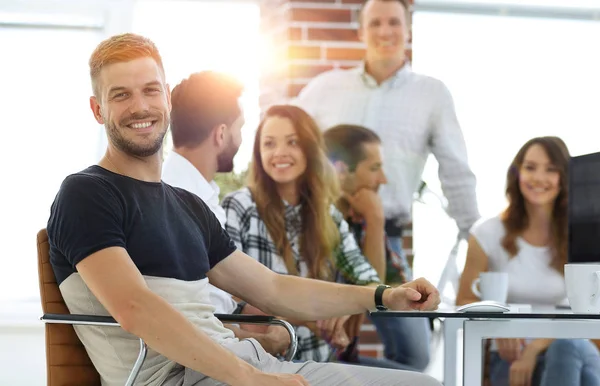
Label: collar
xmin=357 ymin=60 xmax=412 ymax=88
xmin=162 ymin=151 xmax=219 ymax=201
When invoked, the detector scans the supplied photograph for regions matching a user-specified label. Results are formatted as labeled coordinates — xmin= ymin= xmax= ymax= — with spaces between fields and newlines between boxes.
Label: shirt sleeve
xmin=469 ymin=216 xmax=502 ymax=259
xmin=221 ymin=192 xmax=246 ymax=251
xmin=430 ymin=81 xmax=481 ymax=233
xmin=290 ymin=75 xmax=328 ymax=130
xmin=47 ymin=174 xmax=126 ymax=270
xmin=331 ymin=207 xmax=380 ymax=285
xmin=200 ymin=198 xmax=237 ymax=269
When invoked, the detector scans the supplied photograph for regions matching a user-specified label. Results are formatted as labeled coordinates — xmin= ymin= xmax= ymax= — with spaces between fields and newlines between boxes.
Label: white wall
xmin=0 ymin=301 xmax=45 ymax=385
xmin=0 ymin=326 xmax=45 ymax=385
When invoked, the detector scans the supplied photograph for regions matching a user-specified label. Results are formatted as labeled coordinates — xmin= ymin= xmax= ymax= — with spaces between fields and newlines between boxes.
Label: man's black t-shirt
xmin=46 ymin=165 xmax=238 ymax=385
xmin=47 ymin=165 xmax=236 ymax=285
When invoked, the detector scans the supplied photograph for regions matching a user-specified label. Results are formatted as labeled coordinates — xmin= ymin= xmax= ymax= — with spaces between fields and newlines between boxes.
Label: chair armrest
xmin=215 ymin=313 xmax=274 ymax=324
xmin=41 ymin=313 xmax=119 ymax=327
xmin=41 ymin=313 xmax=297 ymax=361
xmin=215 ymin=313 xmax=298 ymax=361
xmin=40 ymin=313 xmax=146 ymax=386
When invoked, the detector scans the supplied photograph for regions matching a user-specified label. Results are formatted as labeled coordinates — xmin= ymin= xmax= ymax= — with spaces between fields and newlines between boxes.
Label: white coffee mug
xmin=565 ymin=263 xmax=600 ymax=313
xmin=471 ymin=272 xmax=509 ymax=303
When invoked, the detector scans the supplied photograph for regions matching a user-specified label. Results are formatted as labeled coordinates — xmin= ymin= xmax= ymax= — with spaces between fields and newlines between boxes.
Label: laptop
xmin=568 ymin=152 xmax=600 ymax=263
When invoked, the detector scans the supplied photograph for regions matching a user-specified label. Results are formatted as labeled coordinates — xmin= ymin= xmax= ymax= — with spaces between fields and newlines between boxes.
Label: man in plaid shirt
xmin=324 ymin=124 xmax=431 ymax=371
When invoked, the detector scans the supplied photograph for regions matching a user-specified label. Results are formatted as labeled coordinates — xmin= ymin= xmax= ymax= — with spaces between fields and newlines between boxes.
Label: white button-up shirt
xmin=162 ymin=151 xmax=226 ymax=226
xmin=293 ymin=63 xmax=480 ymax=232
xmin=162 ymin=151 xmax=236 ymax=314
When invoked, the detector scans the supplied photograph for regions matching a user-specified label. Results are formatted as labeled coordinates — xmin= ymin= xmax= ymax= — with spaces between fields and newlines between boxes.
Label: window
xmin=1 ymin=0 xmax=261 ymax=305
xmin=411 ymin=9 xmax=600 ymax=296
xmin=0 ymin=26 xmax=104 ymax=302
xmin=133 ymin=0 xmax=261 ymax=173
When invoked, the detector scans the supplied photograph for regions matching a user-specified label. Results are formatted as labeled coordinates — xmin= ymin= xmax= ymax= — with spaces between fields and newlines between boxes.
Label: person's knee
xmin=391 ymin=342 xmax=430 ymax=371
xmin=406 ymin=348 xmax=430 ymax=372
xmin=546 ymin=339 xmax=594 ymax=361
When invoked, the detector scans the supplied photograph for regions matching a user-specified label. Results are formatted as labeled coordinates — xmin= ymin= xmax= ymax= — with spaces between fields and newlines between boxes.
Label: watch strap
xmin=375 ymin=284 xmax=392 ymax=311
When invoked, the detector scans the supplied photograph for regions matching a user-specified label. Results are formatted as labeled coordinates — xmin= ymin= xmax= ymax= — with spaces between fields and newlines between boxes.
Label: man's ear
xmin=333 ymin=160 xmax=350 ymax=176
xmin=214 ymin=124 xmax=227 ymax=148
xmin=165 ymin=83 xmax=172 ymax=111
xmin=90 ymin=96 xmax=104 ymax=124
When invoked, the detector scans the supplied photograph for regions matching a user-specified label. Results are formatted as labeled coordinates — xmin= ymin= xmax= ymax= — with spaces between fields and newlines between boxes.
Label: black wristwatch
xmin=374 ymin=284 xmax=392 ymax=311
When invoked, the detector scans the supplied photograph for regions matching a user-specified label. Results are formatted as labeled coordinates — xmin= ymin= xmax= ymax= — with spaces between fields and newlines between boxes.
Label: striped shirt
xmin=293 ymin=62 xmax=480 ymax=232
xmin=222 ymin=188 xmax=380 ymax=361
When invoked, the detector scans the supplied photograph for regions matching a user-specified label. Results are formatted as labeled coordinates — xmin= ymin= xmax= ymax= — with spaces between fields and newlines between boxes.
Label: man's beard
xmin=106 ymin=113 xmax=167 ymax=157
xmin=217 ymin=142 xmax=240 ymax=173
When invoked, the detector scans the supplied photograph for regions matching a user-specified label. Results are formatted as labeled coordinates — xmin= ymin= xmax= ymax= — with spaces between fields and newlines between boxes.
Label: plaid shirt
xmin=222 ymin=188 xmax=380 ymax=361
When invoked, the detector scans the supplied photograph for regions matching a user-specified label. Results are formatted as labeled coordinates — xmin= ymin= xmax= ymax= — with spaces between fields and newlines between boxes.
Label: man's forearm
xmin=362 ymin=218 xmax=386 ymax=282
xmin=123 ymin=291 xmax=257 ymax=385
xmin=262 ymin=275 xmax=376 ymax=321
xmin=440 ymin=171 xmax=480 ymax=232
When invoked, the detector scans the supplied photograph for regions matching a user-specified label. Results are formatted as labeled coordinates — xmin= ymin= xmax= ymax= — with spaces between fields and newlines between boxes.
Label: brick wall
xmin=259 ymin=0 xmax=413 ymax=103
xmin=260 ymin=0 xmax=415 ymax=360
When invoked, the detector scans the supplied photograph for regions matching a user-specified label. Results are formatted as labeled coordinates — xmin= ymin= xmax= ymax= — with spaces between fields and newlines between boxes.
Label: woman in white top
xmin=457 ymin=136 xmax=600 ymax=386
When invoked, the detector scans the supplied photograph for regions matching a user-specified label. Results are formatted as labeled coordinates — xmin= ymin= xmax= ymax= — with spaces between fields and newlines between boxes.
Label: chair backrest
xmin=37 ymin=228 xmax=101 ymax=386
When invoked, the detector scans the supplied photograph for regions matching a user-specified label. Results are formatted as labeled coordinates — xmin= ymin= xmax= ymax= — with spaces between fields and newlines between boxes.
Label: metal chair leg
xmin=125 ymin=338 xmax=147 ymax=386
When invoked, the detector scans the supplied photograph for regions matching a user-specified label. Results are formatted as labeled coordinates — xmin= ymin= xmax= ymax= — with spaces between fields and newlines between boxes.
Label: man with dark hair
xmin=162 ymin=71 xmax=290 ymax=357
xmin=324 ymin=124 xmax=431 ymax=371
xmin=163 ymin=71 xmax=244 ymax=226
xmin=47 ymin=33 xmax=442 ymax=386
xmin=294 ymin=0 xmax=480 ymax=292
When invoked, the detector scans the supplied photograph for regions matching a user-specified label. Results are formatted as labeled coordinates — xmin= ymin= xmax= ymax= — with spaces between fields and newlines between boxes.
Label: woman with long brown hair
xmin=221 ymin=105 xmax=384 ymax=364
xmin=457 ymin=136 xmax=600 ymax=386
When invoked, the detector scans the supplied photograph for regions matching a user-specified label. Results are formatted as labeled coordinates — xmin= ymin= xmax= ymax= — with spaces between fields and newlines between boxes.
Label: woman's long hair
xmin=248 ymin=105 xmax=340 ymax=280
xmin=501 ymin=136 xmax=570 ymax=273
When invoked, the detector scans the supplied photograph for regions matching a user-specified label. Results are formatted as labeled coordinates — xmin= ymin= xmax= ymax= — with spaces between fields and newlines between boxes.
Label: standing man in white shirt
xmin=295 ymin=0 xmax=479 ymax=274
xmin=162 ymin=71 xmax=290 ymax=356
xmin=294 ymin=0 xmax=480 ymax=368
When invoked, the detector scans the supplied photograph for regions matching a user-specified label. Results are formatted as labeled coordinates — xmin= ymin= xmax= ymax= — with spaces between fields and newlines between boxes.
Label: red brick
xmin=358 ymin=330 xmax=382 ymax=344
xmin=307 ymin=28 xmax=358 ymax=42
xmin=289 ymin=64 xmax=333 ymax=79
xmin=357 ymin=348 xmax=382 ymax=358
xmin=288 ymin=44 xmax=321 ymax=60
xmin=402 ymin=234 xmax=413 ymax=249
xmin=288 ymin=27 xmax=303 ymax=41
xmin=290 ymin=8 xmax=352 ymax=23
xmin=288 ymin=83 xmax=307 ymax=98
xmin=326 ymin=47 xmax=365 ymax=61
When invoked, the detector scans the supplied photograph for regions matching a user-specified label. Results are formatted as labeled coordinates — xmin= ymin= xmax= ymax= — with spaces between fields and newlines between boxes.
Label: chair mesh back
xmin=37 ymin=229 xmax=101 ymax=386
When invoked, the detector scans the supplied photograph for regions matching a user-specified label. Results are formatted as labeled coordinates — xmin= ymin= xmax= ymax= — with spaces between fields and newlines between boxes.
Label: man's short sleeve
xmin=47 ymin=174 xmax=126 ymax=272
xmin=201 ymin=198 xmax=237 ymax=268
